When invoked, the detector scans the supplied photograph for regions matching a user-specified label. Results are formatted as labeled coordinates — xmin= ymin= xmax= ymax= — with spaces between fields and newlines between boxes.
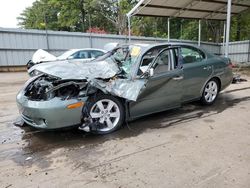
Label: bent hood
xmin=28 ymin=59 xmax=120 ymax=80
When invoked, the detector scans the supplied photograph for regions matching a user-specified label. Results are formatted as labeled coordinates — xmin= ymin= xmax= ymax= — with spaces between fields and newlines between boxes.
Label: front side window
xmin=153 ymin=50 xmax=170 ymax=75
xmin=181 ymin=47 xmax=205 ymax=64
xmin=138 ymin=46 xmax=168 ymax=75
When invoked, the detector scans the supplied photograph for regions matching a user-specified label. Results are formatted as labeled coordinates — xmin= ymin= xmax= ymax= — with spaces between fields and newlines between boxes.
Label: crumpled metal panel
xmin=89 ymin=78 xmax=146 ymax=101
xmin=29 ymin=57 xmax=146 ymax=101
xmin=28 ymin=59 xmax=120 ymax=80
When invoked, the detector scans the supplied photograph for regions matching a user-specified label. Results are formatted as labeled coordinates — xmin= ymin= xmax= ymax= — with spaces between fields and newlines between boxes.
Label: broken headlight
xmin=29 ymin=69 xmax=43 ymax=77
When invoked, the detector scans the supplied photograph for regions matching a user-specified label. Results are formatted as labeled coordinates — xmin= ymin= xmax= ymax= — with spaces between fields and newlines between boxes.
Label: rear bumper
xmin=221 ymin=68 xmax=233 ymax=91
xmin=16 ymin=90 xmax=88 ymax=129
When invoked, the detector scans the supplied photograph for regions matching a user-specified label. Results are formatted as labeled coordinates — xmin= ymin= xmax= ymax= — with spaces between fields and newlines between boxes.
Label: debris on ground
xmin=13 ymin=117 xmax=25 ymax=127
xmin=232 ymin=62 xmax=249 ymax=84
xmin=232 ymin=74 xmax=248 ymax=84
xmin=25 ymin=157 xmax=32 ymax=161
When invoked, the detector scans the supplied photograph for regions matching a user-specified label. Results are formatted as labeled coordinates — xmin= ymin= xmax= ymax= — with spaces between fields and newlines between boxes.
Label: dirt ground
xmin=0 ymin=72 xmax=250 ymax=188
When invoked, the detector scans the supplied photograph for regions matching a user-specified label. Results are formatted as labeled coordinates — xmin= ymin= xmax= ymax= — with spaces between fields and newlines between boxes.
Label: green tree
xmin=231 ymin=10 xmax=250 ymax=41
xmin=18 ymin=0 xmax=61 ymax=30
xmin=18 ymin=0 xmax=135 ymax=34
xmin=90 ymin=0 xmax=135 ymax=34
xmin=18 ymin=1 xmax=250 ymax=42
xmin=18 ymin=0 xmax=92 ymax=31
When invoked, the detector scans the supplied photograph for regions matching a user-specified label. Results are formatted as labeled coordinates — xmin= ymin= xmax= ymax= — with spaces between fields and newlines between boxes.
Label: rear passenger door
xmin=180 ymin=46 xmax=212 ymax=102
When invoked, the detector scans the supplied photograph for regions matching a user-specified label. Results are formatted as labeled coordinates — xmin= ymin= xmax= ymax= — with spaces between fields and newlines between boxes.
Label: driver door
xmin=129 ymin=48 xmax=183 ymax=118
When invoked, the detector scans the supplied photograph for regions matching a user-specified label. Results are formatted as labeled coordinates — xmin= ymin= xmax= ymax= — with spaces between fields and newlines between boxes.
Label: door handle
xmin=172 ymin=76 xmax=183 ymax=80
xmin=203 ymin=66 xmax=212 ymax=70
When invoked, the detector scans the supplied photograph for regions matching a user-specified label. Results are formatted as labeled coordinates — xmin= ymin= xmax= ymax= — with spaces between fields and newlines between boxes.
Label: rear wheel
xmin=201 ymin=78 xmax=219 ymax=105
xmin=85 ymin=94 xmax=125 ymax=134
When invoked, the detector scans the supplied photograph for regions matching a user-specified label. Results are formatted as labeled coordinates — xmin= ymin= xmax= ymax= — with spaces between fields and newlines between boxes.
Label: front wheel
xmin=84 ymin=94 xmax=125 ymax=134
xmin=201 ymin=78 xmax=219 ymax=105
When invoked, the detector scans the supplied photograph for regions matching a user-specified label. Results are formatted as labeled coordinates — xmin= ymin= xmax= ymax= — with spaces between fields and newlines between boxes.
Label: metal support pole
xmin=198 ymin=20 xmax=201 ymax=46
xmin=126 ymin=0 xmax=146 ymax=43
xmin=88 ymin=14 xmax=93 ymax=48
xmin=44 ymin=13 xmax=50 ymax=50
xmin=223 ymin=21 xmax=226 ymax=55
xmin=225 ymin=0 xmax=232 ymax=57
xmin=180 ymin=20 xmax=183 ymax=40
xmin=168 ymin=18 xmax=170 ymax=42
xmin=248 ymin=40 xmax=250 ymax=62
xmin=128 ymin=16 xmax=131 ymax=43
xmin=45 ymin=29 xmax=50 ymax=50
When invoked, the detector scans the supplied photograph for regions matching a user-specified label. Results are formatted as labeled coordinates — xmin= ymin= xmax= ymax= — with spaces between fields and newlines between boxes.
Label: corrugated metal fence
xmin=0 ymin=28 xmax=249 ymax=66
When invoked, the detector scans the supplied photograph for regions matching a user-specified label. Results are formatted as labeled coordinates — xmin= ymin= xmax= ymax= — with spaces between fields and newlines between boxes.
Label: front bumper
xmin=16 ymin=90 xmax=88 ymax=129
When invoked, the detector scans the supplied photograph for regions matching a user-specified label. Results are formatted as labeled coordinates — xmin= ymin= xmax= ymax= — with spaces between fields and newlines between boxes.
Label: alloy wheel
xmin=204 ymin=80 xmax=218 ymax=103
xmin=90 ymin=99 xmax=121 ymax=132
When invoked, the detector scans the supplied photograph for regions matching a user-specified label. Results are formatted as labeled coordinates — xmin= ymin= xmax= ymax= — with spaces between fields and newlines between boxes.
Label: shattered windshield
xmin=94 ymin=45 xmax=142 ymax=76
xmin=113 ymin=45 xmax=141 ymax=75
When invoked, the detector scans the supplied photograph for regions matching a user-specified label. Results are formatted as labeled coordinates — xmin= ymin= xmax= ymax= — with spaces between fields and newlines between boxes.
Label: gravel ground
xmin=0 ymin=72 xmax=250 ymax=188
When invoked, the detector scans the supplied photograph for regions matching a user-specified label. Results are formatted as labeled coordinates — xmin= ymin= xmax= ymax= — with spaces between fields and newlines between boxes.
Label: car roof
xmin=118 ymin=42 xmax=201 ymax=50
xmin=134 ymin=42 xmax=199 ymax=49
xmin=125 ymin=42 xmax=209 ymax=56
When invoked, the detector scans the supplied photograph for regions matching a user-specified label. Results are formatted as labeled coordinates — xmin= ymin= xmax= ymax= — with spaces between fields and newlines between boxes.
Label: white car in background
xmin=27 ymin=48 xmax=107 ymax=69
xmin=56 ymin=48 xmax=106 ymax=61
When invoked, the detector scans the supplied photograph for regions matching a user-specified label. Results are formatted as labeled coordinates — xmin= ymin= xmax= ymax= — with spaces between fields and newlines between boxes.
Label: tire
xmin=200 ymin=78 xmax=219 ymax=105
xmin=85 ymin=94 xmax=125 ymax=134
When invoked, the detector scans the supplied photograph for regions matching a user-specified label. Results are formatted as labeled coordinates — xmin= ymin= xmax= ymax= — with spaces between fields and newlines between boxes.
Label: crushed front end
xmin=16 ymin=75 xmax=89 ymax=129
xmin=16 ymin=45 xmax=147 ymax=131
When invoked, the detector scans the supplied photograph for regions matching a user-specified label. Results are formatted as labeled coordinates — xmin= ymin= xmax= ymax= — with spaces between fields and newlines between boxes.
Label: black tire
xmin=85 ymin=94 xmax=125 ymax=134
xmin=200 ymin=78 xmax=219 ymax=105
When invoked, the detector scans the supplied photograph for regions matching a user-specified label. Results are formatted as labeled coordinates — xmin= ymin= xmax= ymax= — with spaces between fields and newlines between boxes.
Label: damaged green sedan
xmin=16 ymin=43 xmax=233 ymax=134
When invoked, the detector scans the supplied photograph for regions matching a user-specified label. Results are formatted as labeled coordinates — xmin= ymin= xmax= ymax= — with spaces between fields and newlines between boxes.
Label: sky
xmin=0 ymin=0 xmax=35 ymax=28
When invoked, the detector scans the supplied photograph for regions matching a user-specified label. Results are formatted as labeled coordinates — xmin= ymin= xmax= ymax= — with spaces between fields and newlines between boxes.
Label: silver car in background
xmin=27 ymin=48 xmax=106 ymax=70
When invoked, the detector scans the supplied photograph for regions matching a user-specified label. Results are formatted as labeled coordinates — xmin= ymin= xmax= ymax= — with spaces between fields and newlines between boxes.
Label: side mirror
xmin=149 ymin=68 xmax=154 ymax=77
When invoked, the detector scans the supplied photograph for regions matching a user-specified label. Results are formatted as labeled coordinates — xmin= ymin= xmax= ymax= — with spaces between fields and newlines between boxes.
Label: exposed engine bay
xmin=24 ymin=75 xmax=89 ymax=101
xmin=24 ymin=71 xmax=145 ymax=102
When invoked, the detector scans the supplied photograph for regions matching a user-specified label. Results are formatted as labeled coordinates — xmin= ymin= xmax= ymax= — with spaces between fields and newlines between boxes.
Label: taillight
xmin=228 ymin=62 xmax=233 ymax=69
xmin=227 ymin=59 xmax=233 ymax=69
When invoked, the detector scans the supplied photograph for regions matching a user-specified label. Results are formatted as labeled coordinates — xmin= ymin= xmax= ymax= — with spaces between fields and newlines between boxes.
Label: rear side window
xmin=181 ymin=47 xmax=205 ymax=64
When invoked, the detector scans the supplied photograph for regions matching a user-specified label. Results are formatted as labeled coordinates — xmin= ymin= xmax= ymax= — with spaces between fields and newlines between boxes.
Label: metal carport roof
xmin=127 ymin=0 xmax=250 ymax=57
xmin=127 ymin=0 xmax=250 ymax=20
